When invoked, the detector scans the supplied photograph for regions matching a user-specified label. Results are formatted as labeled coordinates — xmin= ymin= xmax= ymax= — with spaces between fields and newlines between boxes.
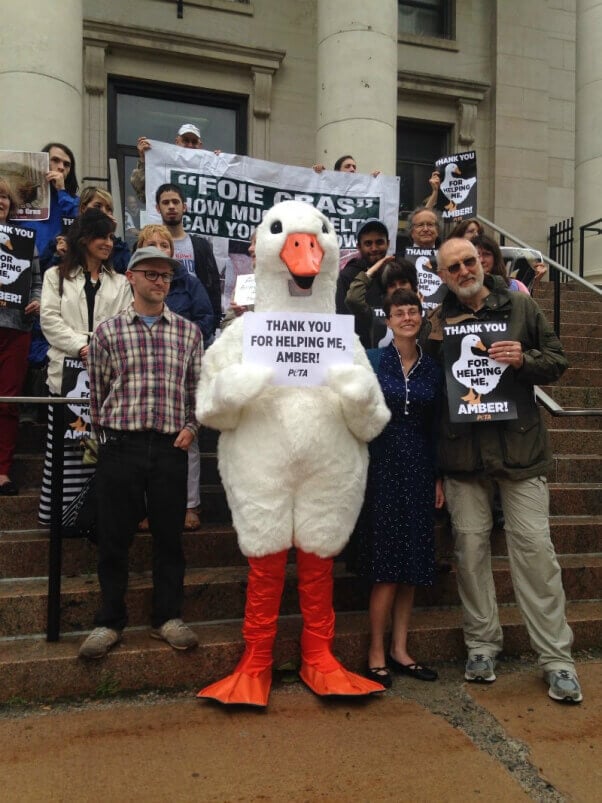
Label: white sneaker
xmin=79 ymin=627 xmax=121 ymax=659
xmin=546 ymin=669 xmax=583 ymax=704
xmin=465 ymin=654 xmax=496 ymax=683
xmin=150 ymin=618 xmax=198 ymax=650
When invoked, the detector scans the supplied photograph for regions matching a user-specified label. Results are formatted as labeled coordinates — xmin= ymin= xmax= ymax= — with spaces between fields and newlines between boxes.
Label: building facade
xmin=1 ymin=0 xmax=599 ymax=281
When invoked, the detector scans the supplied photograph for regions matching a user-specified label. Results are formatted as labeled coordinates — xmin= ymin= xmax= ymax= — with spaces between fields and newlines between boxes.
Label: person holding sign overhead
xmin=0 ymin=178 xmax=41 ymax=495
xmin=426 ymin=237 xmax=583 ymax=704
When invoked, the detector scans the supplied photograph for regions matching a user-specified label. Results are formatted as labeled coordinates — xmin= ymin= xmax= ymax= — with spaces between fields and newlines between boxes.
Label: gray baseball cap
xmin=127 ymin=245 xmax=180 ymax=272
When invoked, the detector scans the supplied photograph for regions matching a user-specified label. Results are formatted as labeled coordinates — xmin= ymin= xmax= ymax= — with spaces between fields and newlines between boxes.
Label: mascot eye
xmin=322 ymin=222 xmax=329 ymax=233
xmin=270 ymin=220 xmax=283 ymax=234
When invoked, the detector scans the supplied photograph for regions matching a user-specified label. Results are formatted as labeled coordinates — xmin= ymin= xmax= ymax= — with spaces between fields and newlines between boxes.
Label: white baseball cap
xmin=177 ymin=123 xmax=201 ymax=139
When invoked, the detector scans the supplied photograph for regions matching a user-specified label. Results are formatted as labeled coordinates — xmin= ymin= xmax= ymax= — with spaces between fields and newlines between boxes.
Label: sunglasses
xmin=444 ymin=256 xmax=478 ymax=275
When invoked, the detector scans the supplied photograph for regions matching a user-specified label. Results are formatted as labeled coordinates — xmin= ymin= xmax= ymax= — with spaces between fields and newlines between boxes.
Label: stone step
xmin=549 ymin=455 xmax=602 ymax=482
xmin=2 ymin=480 xmax=600 ymax=531
xmin=1 ymin=512 xmax=598 ymax=581
xmin=0 ymin=525 xmax=247 ymax=580
xmin=563 ymin=350 xmax=602 ymax=367
xmin=543 ymin=411 xmax=602 ymax=430
xmin=540 ymin=309 xmax=601 ymax=324
xmin=558 ymin=367 xmax=602 ymax=386
xmin=559 ymin=323 xmax=602 ymax=338
xmin=548 ymin=429 xmax=602 ymax=454
xmin=538 ymin=299 xmax=602 ymax=313
xmin=559 ymin=336 xmax=602 ymax=352
xmin=548 ymin=482 xmax=602 ymax=515
xmin=542 ymin=386 xmax=602 ymax=407
xmin=0 ymin=599 xmax=600 ymax=703
xmin=1 ymin=555 xmax=601 ymax=639
xmin=0 ymin=486 xmax=232 ymax=530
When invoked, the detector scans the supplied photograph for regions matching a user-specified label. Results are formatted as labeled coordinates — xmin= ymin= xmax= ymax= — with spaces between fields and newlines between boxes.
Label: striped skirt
xmin=38 ymin=401 xmax=96 ymax=526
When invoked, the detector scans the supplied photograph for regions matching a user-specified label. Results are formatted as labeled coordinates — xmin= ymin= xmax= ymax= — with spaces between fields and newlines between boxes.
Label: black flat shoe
xmin=365 ymin=666 xmax=392 ymax=689
xmin=388 ymin=657 xmax=438 ymax=682
xmin=0 ymin=481 xmax=18 ymax=496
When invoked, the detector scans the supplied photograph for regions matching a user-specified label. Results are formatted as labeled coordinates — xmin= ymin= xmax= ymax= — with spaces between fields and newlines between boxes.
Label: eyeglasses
xmin=443 ymin=256 xmax=478 ymax=275
xmin=131 ymin=270 xmax=174 ymax=283
xmin=412 ymin=222 xmax=437 ymax=230
xmin=388 ymin=309 xmax=422 ymax=320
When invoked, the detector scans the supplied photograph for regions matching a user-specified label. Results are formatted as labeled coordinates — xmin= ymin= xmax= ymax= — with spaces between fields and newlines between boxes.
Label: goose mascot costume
xmin=196 ymin=200 xmax=391 ymax=706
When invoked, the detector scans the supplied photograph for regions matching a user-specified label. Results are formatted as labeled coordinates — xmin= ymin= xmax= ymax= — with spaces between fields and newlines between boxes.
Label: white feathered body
xmin=196 ymin=201 xmax=390 ymax=559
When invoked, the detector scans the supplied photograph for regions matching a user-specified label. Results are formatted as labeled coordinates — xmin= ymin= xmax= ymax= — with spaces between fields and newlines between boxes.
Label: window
xmin=398 ymin=1 xmax=453 ymax=39
xmin=396 ymin=119 xmax=450 ymax=216
xmin=108 ymin=78 xmax=247 ymax=209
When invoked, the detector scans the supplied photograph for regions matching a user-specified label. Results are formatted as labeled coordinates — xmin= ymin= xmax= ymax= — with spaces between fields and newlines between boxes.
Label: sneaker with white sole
xmin=78 ymin=627 xmax=122 ymax=659
xmin=150 ymin=618 xmax=198 ymax=650
xmin=546 ymin=669 xmax=583 ymax=704
xmin=465 ymin=654 xmax=497 ymax=683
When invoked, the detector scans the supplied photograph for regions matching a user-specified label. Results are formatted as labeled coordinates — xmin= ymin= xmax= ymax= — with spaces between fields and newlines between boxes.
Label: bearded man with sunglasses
xmin=79 ymin=246 xmax=203 ymax=659
xmin=425 ymin=237 xmax=582 ymax=704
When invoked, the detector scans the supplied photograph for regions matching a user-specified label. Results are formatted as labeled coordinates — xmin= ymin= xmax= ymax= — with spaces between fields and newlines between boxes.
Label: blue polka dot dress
xmin=356 ymin=343 xmax=443 ymax=585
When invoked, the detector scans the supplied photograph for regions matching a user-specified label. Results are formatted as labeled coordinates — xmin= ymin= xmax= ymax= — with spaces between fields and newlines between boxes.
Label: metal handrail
xmin=476 ymin=214 xmax=602 ymax=339
xmin=477 ymin=214 xmax=602 ymax=295
xmin=535 ymin=387 xmax=602 ymax=417
xmin=0 ymin=396 xmax=90 ymax=643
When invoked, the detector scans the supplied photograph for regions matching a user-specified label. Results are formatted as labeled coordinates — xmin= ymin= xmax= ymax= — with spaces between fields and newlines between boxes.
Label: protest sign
xmin=145 ymin=141 xmax=400 ymax=306
xmin=403 ymin=246 xmax=447 ymax=311
xmin=243 ymin=312 xmax=354 ymax=387
xmin=0 ymin=150 xmax=49 ymax=221
xmin=442 ymin=320 xmax=530 ymax=422
xmin=233 ymin=273 xmax=256 ymax=307
xmin=61 ymin=358 xmax=91 ymax=440
xmin=434 ymin=151 xmax=477 ymax=221
xmin=0 ymin=223 xmax=36 ymax=312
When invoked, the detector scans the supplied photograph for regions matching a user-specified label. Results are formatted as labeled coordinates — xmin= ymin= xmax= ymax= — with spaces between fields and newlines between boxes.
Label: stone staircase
xmin=0 ymin=281 xmax=601 ymax=702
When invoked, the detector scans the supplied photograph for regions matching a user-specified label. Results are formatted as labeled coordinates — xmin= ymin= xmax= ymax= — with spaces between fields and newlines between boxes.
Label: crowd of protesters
xmin=0 ymin=136 xmax=583 ymax=703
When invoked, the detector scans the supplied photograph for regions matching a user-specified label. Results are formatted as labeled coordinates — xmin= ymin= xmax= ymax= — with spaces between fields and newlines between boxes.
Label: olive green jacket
xmin=424 ymin=276 xmax=567 ymax=480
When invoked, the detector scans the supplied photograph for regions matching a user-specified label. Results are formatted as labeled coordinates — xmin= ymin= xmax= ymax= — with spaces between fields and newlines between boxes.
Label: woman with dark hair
xmin=40 ymin=186 xmax=131 ymax=274
xmin=27 ymin=143 xmax=80 ymax=257
xmin=449 ymin=218 xmax=484 ymax=241
xmin=0 ymin=178 xmax=42 ymax=495
xmin=38 ymin=208 xmax=131 ymax=525
xmin=474 ymin=235 xmax=529 ymax=294
xmin=354 ymin=288 xmax=444 ymax=688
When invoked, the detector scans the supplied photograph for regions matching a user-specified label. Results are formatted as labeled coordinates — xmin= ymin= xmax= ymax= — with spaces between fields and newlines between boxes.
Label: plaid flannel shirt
xmin=88 ymin=303 xmax=202 ymax=435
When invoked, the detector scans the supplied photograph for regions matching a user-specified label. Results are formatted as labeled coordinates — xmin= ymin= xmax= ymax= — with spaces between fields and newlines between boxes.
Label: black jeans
xmin=93 ymin=429 xmax=187 ymax=630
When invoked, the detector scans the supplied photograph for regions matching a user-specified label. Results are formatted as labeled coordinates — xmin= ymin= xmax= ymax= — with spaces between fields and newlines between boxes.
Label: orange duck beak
xmin=280 ymin=233 xmax=323 ymax=290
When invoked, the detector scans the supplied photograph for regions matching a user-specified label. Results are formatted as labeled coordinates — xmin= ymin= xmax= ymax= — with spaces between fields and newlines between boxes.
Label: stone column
xmin=0 ymin=0 xmax=83 ymax=161
xmin=316 ymin=0 xmax=398 ymax=175
xmin=575 ymin=0 xmax=602 ymax=284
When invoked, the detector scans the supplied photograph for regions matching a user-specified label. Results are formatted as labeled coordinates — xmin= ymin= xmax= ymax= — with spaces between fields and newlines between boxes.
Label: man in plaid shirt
xmin=79 ymin=246 xmax=203 ymax=659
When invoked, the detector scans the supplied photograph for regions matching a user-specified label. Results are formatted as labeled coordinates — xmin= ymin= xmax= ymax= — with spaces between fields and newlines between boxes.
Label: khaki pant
xmin=444 ymin=475 xmax=574 ymax=671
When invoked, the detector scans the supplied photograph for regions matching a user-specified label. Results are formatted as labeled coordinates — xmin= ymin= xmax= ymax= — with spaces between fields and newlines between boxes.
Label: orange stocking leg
xmin=197 ymin=550 xmax=287 ymax=707
xmin=296 ymin=549 xmax=385 ymax=696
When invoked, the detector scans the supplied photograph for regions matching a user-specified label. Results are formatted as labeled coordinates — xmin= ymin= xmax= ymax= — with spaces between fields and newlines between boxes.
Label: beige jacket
xmin=40 ymin=265 xmax=132 ymax=394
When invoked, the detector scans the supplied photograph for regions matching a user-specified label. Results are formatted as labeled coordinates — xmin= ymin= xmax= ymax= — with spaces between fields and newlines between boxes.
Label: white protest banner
xmin=243 ymin=312 xmax=354 ymax=387
xmin=0 ymin=150 xmax=50 ymax=221
xmin=145 ymin=141 xmax=400 ymax=307
xmin=233 ymin=273 xmax=256 ymax=307
xmin=434 ymin=151 xmax=477 ymax=221
xmin=442 ymin=321 xmax=534 ymax=423
xmin=0 ymin=223 xmax=36 ymax=312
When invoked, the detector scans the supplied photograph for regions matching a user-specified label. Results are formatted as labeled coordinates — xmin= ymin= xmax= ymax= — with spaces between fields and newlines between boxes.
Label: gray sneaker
xmin=150 ymin=618 xmax=198 ymax=650
xmin=78 ymin=627 xmax=121 ymax=659
xmin=465 ymin=654 xmax=496 ymax=683
xmin=546 ymin=669 xmax=583 ymax=704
